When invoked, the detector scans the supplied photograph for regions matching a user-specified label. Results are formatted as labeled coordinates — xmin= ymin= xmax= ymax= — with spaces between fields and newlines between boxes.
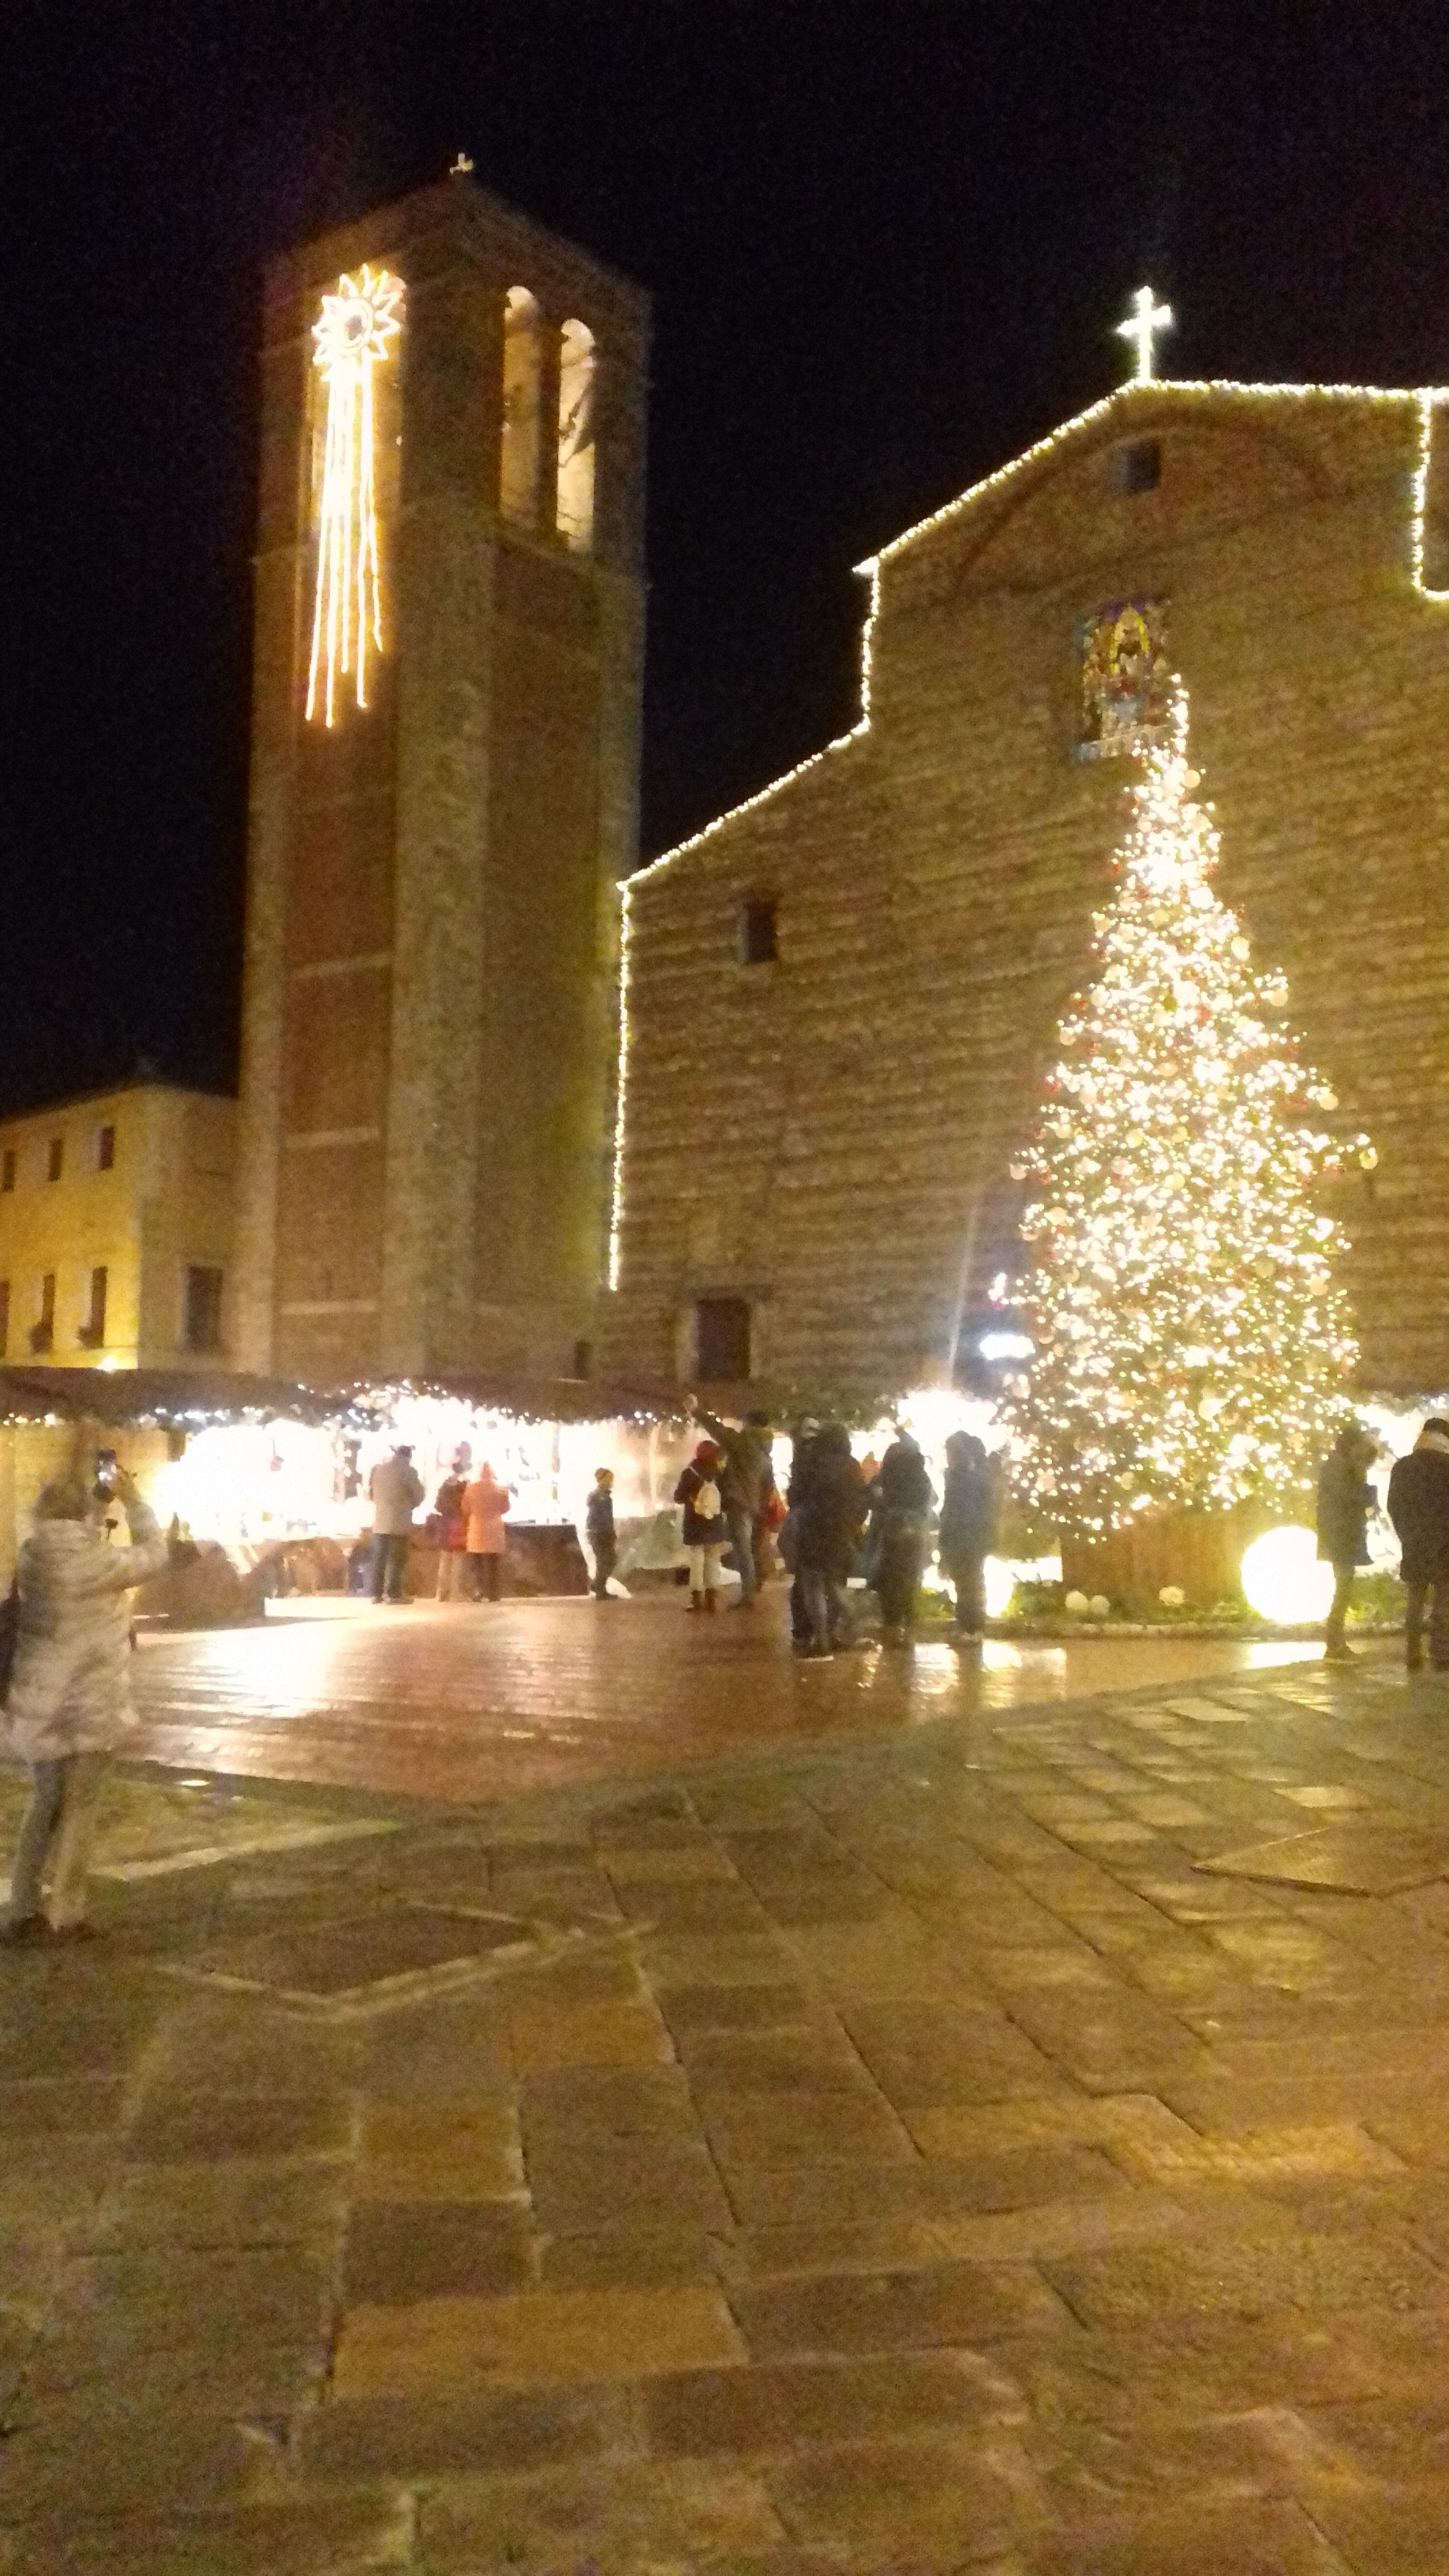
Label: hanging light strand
xmin=305 ymin=265 xmax=403 ymax=727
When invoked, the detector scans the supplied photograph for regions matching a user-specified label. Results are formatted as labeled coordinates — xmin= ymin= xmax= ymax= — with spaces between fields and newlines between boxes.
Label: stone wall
xmin=607 ymin=384 xmax=1449 ymax=1398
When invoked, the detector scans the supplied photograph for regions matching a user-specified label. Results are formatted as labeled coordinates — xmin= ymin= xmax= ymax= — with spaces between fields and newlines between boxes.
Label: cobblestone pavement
xmin=127 ymin=1590 xmax=1326 ymax=1802
xmin=6 ymin=1648 xmax=1449 ymax=2570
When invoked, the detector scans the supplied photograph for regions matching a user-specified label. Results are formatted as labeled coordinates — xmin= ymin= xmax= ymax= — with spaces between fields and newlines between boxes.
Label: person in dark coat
xmin=868 ymin=1430 xmax=936 ymax=1647
xmin=1387 ymin=1419 xmax=1449 ymax=1672
xmin=780 ymin=1421 xmax=818 ymax=1649
xmin=938 ymin=1432 xmax=1002 ymax=1640
xmin=585 ymin=1469 xmax=617 ymax=1600
xmin=674 ymin=1441 xmax=728 ymax=1613
xmin=789 ymin=1422 xmax=868 ymax=1661
xmin=1315 ymin=1420 xmax=1377 ymax=1661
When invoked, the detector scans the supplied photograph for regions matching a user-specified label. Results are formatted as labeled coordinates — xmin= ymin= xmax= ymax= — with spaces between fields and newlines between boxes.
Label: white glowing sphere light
xmin=1239 ymin=1526 xmax=1335 ymax=1624
xmin=983 ymin=1558 xmax=1017 ymax=1619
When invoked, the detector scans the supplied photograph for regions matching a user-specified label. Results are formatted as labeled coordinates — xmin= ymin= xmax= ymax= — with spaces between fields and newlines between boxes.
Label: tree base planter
xmin=1059 ymin=1502 xmax=1277 ymax=1608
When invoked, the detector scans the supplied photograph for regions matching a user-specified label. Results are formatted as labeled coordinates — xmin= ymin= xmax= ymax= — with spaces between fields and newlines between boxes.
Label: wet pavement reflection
xmin=130 ymin=1590 xmax=1325 ymax=1803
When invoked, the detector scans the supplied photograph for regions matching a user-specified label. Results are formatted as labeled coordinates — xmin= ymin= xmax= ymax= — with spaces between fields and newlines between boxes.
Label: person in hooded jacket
xmin=938 ymin=1432 xmax=1002 ymax=1640
xmin=1387 ymin=1418 xmax=1449 ymax=1672
xmin=1315 ymin=1420 xmax=1377 ymax=1661
xmin=2 ymin=1460 xmax=167 ymax=1944
xmin=790 ymin=1422 xmax=868 ymax=1661
xmin=675 ymin=1441 xmax=728 ymax=1612
xmin=695 ymin=1402 xmax=776 ymax=1606
xmin=869 ymin=1429 xmax=936 ymax=1646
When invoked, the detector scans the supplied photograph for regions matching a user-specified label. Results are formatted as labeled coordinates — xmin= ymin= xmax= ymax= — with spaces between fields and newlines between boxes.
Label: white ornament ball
xmin=1064 ymin=1589 xmax=1090 ymax=1615
xmin=1088 ymin=1594 xmax=1111 ymax=1619
xmin=1158 ymin=1584 xmax=1185 ymax=1608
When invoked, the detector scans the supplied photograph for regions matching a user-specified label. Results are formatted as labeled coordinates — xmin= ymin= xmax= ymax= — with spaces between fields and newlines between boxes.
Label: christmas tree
xmin=1001 ymin=687 xmax=1368 ymax=1541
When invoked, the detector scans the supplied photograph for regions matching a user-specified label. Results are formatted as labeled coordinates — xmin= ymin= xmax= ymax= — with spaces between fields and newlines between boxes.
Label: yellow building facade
xmin=0 ymin=1084 xmax=235 ymax=1372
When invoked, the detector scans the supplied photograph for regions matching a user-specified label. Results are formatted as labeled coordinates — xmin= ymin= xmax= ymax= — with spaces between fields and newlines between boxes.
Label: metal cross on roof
xmin=1116 ymin=285 xmax=1174 ymax=385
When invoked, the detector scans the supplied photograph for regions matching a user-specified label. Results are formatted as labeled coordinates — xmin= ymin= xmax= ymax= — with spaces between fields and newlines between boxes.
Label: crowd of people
xmin=664 ymin=1413 xmax=1003 ymax=1661
xmin=360 ymin=1410 xmax=1002 ymax=1660
xmin=9 ymin=1403 xmax=1449 ymax=1945
xmin=365 ymin=1447 xmax=515 ymax=1604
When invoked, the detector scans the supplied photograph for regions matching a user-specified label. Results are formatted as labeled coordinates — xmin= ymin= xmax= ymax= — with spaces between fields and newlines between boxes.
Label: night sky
xmin=6 ymin=2 xmax=1449 ymax=1114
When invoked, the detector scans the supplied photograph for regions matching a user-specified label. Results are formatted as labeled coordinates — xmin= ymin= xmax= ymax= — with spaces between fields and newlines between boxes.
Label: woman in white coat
xmin=2 ymin=1461 xmax=167 ymax=1943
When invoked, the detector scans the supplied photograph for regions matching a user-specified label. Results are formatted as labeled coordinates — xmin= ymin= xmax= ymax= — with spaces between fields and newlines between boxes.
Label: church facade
xmin=605 ymin=380 xmax=1449 ymax=1401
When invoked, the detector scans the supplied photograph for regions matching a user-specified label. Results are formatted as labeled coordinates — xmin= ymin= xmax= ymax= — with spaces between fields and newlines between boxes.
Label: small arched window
xmin=500 ymin=287 xmax=541 ymax=527
xmin=556 ymin=319 xmax=596 ymax=552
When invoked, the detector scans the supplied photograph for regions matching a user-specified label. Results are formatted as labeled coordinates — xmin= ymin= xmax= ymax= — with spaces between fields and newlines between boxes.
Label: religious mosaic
xmin=1078 ymin=597 xmax=1170 ymax=759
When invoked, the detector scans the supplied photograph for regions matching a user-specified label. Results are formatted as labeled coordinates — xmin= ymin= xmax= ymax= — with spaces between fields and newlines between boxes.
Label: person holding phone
xmin=1 ymin=1455 xmax=167 ymax=1943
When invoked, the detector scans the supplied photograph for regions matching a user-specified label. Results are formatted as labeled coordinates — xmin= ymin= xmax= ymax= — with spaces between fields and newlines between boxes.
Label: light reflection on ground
xmin=127 ymin=1591 xmax=1333 ymax=1807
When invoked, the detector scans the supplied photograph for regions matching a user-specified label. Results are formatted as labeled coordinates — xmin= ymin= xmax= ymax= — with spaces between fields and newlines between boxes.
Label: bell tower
xmin=234 ymin=174 xmax=649 ymax=1382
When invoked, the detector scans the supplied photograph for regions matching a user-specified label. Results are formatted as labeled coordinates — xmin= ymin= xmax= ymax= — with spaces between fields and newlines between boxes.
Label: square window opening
xmin=46 ymin=1138 xmax=63 ymax=1183
xmin=695 ymin=1294 xmax=751 ymax=1383
xmin=97 ymin=1125 xmax=116 ymax=1172
xmin=739 ymin=897 xmax=778 ymax=967
xmin=1109 ymin=437 xmax=1162 ymax=496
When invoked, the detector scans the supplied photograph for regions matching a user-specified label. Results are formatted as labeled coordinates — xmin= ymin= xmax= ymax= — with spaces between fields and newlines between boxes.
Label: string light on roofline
xmin=867 ymin=380 xmax=1449 ymax=571
xmin=628 ymin=384 xmax=1447 ymax=893
xmin=608 ymin=569 xmax=879 ymax=1290
xmin=607 ymin=376 xmax=1449 ymax=1296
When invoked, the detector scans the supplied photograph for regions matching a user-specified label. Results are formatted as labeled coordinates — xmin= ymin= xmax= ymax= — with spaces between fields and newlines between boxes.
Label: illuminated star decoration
xmin=305 ymin=266 xmax=404 ymax=727
xmin=1000 ymin=685 xmax=1369 ymax=1540
xmin=1115 ymin=284 xmax=1174 ymax=385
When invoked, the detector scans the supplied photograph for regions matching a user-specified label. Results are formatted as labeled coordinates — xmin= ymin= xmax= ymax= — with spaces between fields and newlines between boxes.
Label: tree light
xmin=1001 ymin=686 xmax=1363 ymax=1540
xmin=1240 ymin=1526 xmax=1335 ymax=1624
xmin=306 ymin=267 xmax=404 ymax=728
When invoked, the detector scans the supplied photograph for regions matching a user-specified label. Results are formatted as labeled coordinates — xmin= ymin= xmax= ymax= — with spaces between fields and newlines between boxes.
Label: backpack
xmin=693 ymin=1477 xmax=721 ymax=1522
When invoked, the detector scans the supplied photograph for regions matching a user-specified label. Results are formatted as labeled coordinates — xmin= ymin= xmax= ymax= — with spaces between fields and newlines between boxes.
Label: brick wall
xmin=607 ymin=385 xmax=1449 ymax=1397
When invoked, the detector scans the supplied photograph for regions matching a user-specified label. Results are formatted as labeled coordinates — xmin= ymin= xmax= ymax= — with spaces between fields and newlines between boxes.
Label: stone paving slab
xmin=7 ymin=1649 xmax=1449 ymax=2566
xmin=1200 ymin=1823 xmax=1449 ymax=1893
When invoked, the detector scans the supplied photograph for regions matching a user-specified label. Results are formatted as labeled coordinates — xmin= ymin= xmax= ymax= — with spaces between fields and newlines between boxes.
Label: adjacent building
xmin=0 ymin=1083 xmax=235 ymax=1371
xmin=234 ymin=172 xmax=650 ymax=1389
xmin=606 ymin=379 xmax=1449 ymax=1398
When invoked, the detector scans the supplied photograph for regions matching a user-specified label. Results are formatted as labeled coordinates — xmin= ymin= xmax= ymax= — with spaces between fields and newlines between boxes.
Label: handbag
xmin=0 ymin=1577 xmax=19 ymax=1704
